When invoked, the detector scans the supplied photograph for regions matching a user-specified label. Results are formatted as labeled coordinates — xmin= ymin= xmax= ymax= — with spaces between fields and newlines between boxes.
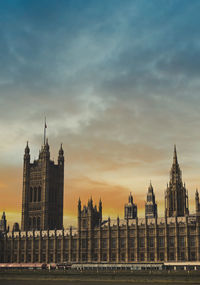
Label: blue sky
xmin=1 ymin=0 xmax=200 ymax=225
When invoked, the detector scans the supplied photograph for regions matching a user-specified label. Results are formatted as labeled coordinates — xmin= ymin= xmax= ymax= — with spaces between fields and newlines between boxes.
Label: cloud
xmin=0 ymin=0 xmax=200 ymax=227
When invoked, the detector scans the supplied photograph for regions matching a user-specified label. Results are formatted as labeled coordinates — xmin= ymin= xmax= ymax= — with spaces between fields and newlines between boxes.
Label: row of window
xmin=5 ymin=251 xmax=198 ymax=263
xmin=7 ymin=236 xmax=198 ymax=251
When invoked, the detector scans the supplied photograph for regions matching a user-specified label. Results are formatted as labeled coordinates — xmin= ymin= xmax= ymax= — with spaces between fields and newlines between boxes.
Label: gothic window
xmin=159 ymin=252 xmax=164 ymax=261
xmin=102 ymin=253 xmax=107 ymax=261
xmin=180 ymin=252 xmax=185 ymax=261
xmin=30 ymin=188 xmax=33 ymax=202
xmin=129 ymin=238 xmax=134 ymax=248
xmin=82 ymin=239 xmax=87 ymax=249
xmin=14 ymin=241 xmax=18 ymax=250
xmin=120 ymin=238 xmax=125 ymax=249
xmin=65 ymin=239 xmax=69 ymax=249
xmin=72 ymin=253 xmax=76 ymax=261
xmin=158 ymin=237 xmax=164 ymax=247
xmin=130 ymin=252 xmax=134 ymax=261
xmin=93 ymin=253 xmax=98 ymax=261
xmin=33 ymin=217 xmax=36 ymax=229
xmin=140 ymin=253 xmax=144 ymax=261
xmin=169 ymin=237 xmax=174 ymax=247
xmin=57 ymin=239 xmax=61 ymax=249
xmin=27 ymin=241 xmax=31 ymax=249
xmin=149 ymin=237 xmax=154 ymax=248
xmin=82 ymin=253 xmax=87 ymax=261
xmin=35 ymin=254 xmax=39 ymax=262
xmin=21 ymin=254 xmax=25 ymax=262
xmin=111 ymin=238 xmax=116 ymax=248
xmin=21 ymin=241 xmax=25 ymax=249
xmin=121 ymin=253 xmax=125 ymax=261
xmin=191 ymin=251 xmax=196 ymax=261
xmin=82 ymin=220 xmax=87 ymax=228
xmin=49 ymin=240 xmax=54 ymax=249
xmin=27 ymin=254 xmax=31 ymax=262
xmin=139 ymin=238 xmax=144 ymax=248
xmin=42 ymin=254 xmax=46 ymax=262
xmin=150 ymin=253 xmax=154 ymax=261
xmin=179 ymin=237 xmax=185 ymax=247
xmin=38 ymin=187 xmax=41 ymax=202
xmin=29 ymin=218 xmax=32 ymax=229
xmin=190 ymin=236 xmax=196 ymax=247
xmin=57 ymin=254 xmax=61 ymax=262
xmin=35 ymin=240 xmax=39 ymax=250
xmin=111 ymin=253 xmax=116 ymax=261
xmin=42 ymin=240 xmax=46 ymax=250
xmin=37 ymin=217 xmax=40 ymax=230
xmin=72 ymin=240 xmax=77 ymax=249
xmin=93 ymin=239 xmax=98 ymax=248
xmin=102 ymin=239 xmax=107 ymax=249
xmin=34 ymin=187 xmax=37 ymax=202
xmin=169 ymin=252 xmax=174 ymax=261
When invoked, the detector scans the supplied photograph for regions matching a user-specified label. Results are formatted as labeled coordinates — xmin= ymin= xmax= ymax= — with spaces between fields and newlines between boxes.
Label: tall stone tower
xmin=124 ymin=193 xmax=137 ymax=219
xmin=21 ymin=127 xmax=64 ymax=231
xmin=145 ymin=182 xmax=157 ymax=218
xmin=165 ymin=145 xmax=189 ymax=217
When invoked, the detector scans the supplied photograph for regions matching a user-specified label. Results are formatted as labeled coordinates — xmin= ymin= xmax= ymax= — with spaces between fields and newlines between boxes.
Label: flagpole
xmin=44 ymin=117 xmax=46 ymax=145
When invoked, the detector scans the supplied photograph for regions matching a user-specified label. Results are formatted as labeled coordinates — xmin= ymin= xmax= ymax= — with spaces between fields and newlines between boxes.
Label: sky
xmin=1 ymin=0 xmax=200 ymax=228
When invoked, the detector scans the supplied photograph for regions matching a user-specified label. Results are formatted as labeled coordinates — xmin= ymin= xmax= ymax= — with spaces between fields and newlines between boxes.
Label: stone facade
xmin=21 ymin=140 xmax=64 ymax=231
xmin=1 ymin=145 xmax=200 ymax=264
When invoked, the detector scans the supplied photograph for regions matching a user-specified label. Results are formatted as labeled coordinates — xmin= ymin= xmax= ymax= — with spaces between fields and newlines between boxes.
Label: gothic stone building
xmin=1 ymin=145 xmax=200 ymax=264
xmin=21 ymin=140 xmax=64 ymax=231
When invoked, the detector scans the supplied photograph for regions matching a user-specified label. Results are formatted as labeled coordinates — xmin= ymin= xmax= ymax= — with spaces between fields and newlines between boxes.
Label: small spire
xmin=44 ymin=116 xmax=47 ymax=145
xmin=173 ymin=144 xmax=178 ymax=165
xmin=25 ymin=141 xmax=30 ymax=155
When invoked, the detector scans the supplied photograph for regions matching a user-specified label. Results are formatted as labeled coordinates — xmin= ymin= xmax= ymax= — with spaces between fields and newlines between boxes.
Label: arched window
xmin=33 ymin=217 xmax=36 ymax=229
xmin=34 ymin=187 xmax=37 ymax=202
xmin=37 ymin=217 xmax=40 ymax=230
xmin=30 ymin=188 xmax=33 ymax=202
xmin=38 ymin=187 xmax=41 ymax=202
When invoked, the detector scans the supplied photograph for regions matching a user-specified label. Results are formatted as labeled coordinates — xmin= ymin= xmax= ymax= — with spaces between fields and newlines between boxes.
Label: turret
xmin=145 ymin=182 xmax=157 ymax=218
xmin=124 ymin=193 xmax=137 ymax=219
xmin=58 ymin=143 xmax=64 ymax=165
xmin=24 ymin=141 xmax=30 ymax=162
xmin=0 ymin=212 xmax=7 ymax=233
xmin=195 ymin=189 xmax=200 ymax=215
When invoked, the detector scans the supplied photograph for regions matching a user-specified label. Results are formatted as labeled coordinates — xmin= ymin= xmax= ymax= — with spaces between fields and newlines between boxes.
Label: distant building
xmin=1 ymin=143 xmax=200 ymax=264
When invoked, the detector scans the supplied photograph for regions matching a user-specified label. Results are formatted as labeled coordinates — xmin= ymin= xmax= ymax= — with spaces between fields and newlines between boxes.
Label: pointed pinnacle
xmin=173 ymin=144 xmax=178 ymax=164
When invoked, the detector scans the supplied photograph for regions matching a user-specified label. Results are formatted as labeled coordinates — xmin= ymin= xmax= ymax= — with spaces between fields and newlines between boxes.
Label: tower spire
xmin=44 ymin=116 xmax=47 ymax=145
xmin=173 ymin=144 xmax=178 ymax=165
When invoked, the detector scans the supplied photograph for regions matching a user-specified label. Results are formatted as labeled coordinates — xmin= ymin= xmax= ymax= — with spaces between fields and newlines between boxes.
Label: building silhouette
xmin=1 ymin=143 xmax=200 ymax=264
xmin=21 ymin=130 xmax=64 ymax=231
